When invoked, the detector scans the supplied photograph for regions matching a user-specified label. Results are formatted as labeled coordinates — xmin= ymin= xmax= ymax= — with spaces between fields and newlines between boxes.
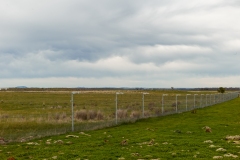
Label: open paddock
xmin=0 ymin=89 xmax=238 ymax=141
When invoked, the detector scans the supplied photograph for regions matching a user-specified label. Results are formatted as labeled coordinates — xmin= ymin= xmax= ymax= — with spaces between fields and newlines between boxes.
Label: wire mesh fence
xmin=0 ymin=91 xmax=239 ymax=142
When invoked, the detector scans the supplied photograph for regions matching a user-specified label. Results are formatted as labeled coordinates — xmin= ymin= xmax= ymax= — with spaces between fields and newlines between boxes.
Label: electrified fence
xmin=0 ymin=91 xmax=239 ymax=142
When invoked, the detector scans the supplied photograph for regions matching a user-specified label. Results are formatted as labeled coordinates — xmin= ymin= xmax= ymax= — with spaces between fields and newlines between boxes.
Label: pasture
xmin=0 ymin=90 xmax=237 ymax=142
xmin=0 ymin=91 xmax=239 ymax=159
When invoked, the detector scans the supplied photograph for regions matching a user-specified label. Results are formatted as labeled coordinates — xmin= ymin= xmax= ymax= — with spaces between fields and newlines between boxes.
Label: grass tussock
xmin=54 ymin=112 xmax=67 ymax=121
xmin=88 ymin=110 xmax=97 ymax=119
xmin=144 ymin=110 xmax=150 ymax=117
xmin=75 ymin=110 xmax=104 ymax=121
xmin=154 ymin=108 xmax=162 ymax=116
xmin=75 ymin=110 xmax=88 ymax=120
xmin=130 ymin=111 xmax=141 ymax=119
xmin=117 ymin=109 xmax=128 ymax=119
xmin=96 ymin=111 xmax=104 ymax=120
xmin=0 ymin=114 xmax=9 ymax=119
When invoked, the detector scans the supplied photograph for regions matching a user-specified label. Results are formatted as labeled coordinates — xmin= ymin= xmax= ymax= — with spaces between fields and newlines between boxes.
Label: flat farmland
xmin=0 ymin=93 xmax=239 ymax=159
xmin=0 ymin=90 xmax=236 ymax=142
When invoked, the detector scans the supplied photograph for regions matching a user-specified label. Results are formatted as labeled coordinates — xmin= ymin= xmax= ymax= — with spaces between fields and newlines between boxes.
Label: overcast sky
xmin=1 ymin=0 xmax=240 ymax=88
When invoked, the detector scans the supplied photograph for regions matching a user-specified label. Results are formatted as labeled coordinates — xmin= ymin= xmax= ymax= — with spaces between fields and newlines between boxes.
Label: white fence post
xmin=142 ymin=92 xmax=149 ymax=118
xmin=186 ymin=94 xmax=191 ymax=111
xmin=194 ymin=94 xmax=198 ymax=108
xmin=116 ymin=92 xmax=123 ymax=124
xmin=162 ymin=94 xmax=168 ymax=115
xmin=176 ymin=94 xmax=181 ymax=113
xmin=71 ymin=91 xmax=79 ymax=132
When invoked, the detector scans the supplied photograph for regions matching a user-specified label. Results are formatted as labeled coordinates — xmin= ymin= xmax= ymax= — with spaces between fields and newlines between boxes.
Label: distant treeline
xmin=1 ymin=87 xmax=239 ymax=92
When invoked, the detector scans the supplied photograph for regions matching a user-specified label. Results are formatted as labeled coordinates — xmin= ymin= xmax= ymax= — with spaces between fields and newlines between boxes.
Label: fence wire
xmin=0 ymin=91 xmax=239 ymax=142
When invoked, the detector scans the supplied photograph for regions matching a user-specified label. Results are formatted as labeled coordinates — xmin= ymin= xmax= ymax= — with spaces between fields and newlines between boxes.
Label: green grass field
xmin=0 ymin=94 xmax=239 ymax=159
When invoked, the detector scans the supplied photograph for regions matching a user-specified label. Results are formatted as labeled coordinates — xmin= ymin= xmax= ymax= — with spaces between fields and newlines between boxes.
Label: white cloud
xmin=1 ymin=0 xmax=240 ymax=88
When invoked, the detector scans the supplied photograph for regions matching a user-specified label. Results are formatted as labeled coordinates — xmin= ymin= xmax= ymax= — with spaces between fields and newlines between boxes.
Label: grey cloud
xmin=1 ymin=0 xmax=240 ymax=87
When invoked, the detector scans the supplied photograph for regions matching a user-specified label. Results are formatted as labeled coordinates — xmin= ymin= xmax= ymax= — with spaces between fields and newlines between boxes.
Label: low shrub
xmin=75 ymin=110 xmax=88 ymax=120
xmin=144 ymin=111 xmax=150 ymax=117
xmin=130 ymin=111 xmax=141 ymax=119
xmin=0 ymin=114 xmax=9 ymax=119
xmin=54 ymin=112 xmax=67 ymax=121
xmin=96 ymin=111 xmax=104 ymax=120
xmin=172 ymin=101 xmax=181 ymax=107
xmin=155 ymin=108 xmax=161 ymax=116
xmin=117 ymin=109 xmax=128 ymax=119
xmin=89 ymin=110 xmax=97 ymax=120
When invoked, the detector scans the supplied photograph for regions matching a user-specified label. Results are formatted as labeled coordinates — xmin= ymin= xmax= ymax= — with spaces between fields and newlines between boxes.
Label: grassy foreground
xmin=1 ymin=98 xmax=240 ymax=160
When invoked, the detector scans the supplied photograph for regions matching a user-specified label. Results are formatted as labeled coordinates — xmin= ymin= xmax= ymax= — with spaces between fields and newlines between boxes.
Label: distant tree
xmin=217 ymin=87 xmax=225 ymax=93
xmin=171 ymin=87 xmax=174 ymax=90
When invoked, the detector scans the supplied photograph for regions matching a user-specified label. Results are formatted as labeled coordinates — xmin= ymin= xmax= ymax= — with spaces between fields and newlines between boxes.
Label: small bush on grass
xmin=144 ymin=111 xmax=151 ymax=117
xmin=148 ymin=102 xmax=155 ymax=111
xmin=75 ymin=110 xmax=104 ymax=121
xmin=75 ymin=110 xmax=88 ymax=120
xmin=54 ymin=112 xmax=67 ymax=121
xmin=117 ymin=109 xmax=128 ymax=119
xmin=172 ymin=101 xmax=181 ymax=107
xmin=0 ymin=114 xmax=9 ymax=119
xmin=88 ymin=110 xmax=97 ymax=120
xmin=96 ymin=111 xmax=104 ymax=120
xmin=130 ymin=111 xmax=141 ymax=119
xmin=155 ymin=108 xmax=162 ymax=116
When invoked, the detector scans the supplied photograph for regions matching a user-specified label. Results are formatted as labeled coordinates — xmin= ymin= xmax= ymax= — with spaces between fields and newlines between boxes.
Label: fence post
xmin=186 ymin=94 xmax=191 ymax=111
xmin=162 ymin=94 xmax=168 ymax=114
xmin=176 ymin=95 xmax=177 ymax=113
xmin=205 ymin=94 xmax=209 ymax=107
xmin=214 ymin=94 xmax=215 ymax=104
xmin=210 ymin=94 xmax=212 ymax=105
xmin=115 ymin=93 xmax=117 ymax=124
xmin=162 ymin=95 xmax=164 ymax=114
xmin=176 ymin=94 xmax=181 ymax=113
xmin=194 ymin=94 xmax=198 ymax=108
xmin=71 ymin=93 xmax=74 ymax=132
xmin=201 ymin=94 xmax=204 ymax=108
xmin=71 ymin=91 xmax=79 ymax=132
xmin=142 ymin=92 xmax=149 ymax=118
xmin=115 ymin=92 xmax=123 ymax=124
xmin=142 ymin=93 xmax=144 ymax=118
